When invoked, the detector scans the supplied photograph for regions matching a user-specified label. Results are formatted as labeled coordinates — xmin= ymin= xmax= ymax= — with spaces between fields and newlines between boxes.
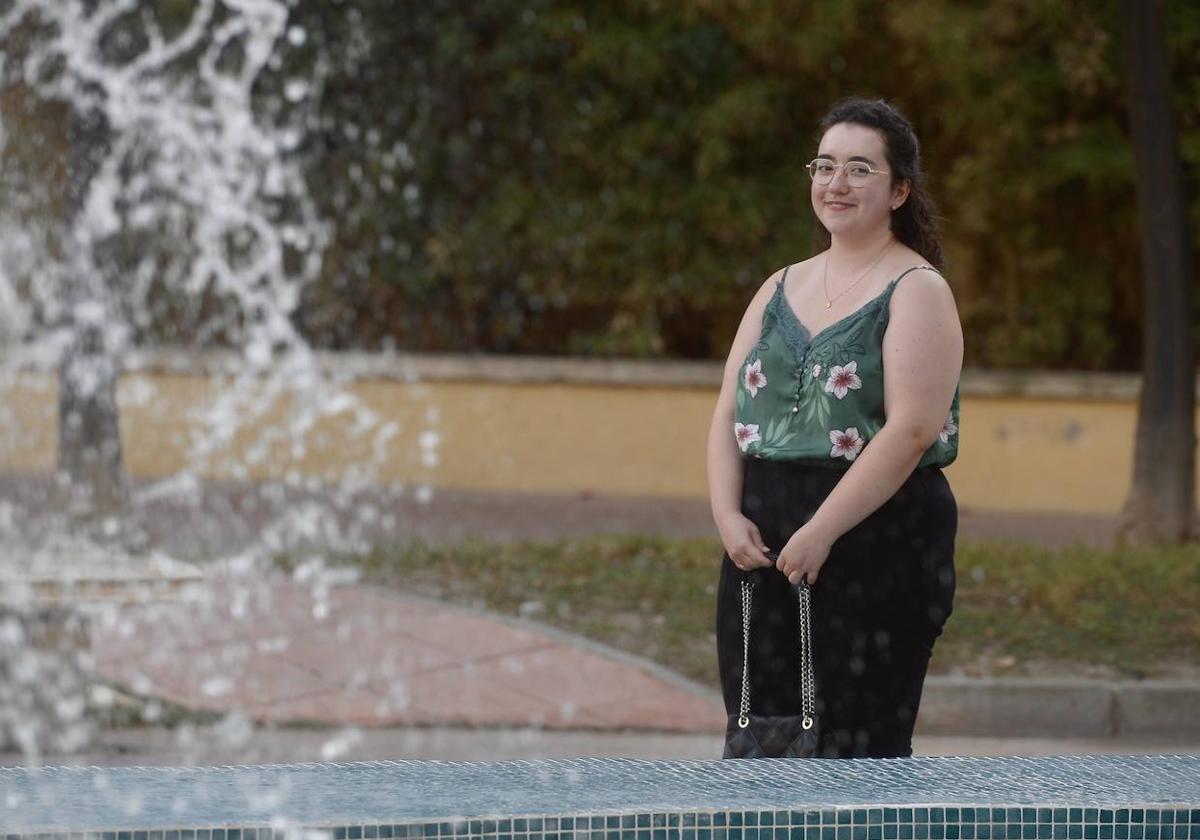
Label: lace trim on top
xmin=762 ymin=264 xmax=934 ymax=364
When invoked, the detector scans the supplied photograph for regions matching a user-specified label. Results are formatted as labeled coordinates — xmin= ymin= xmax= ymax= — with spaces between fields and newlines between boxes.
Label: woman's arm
xmin=777 ymin=267 xmax=963 ymax=584
xmin=707 ymin=270 xmax=783 ymax=570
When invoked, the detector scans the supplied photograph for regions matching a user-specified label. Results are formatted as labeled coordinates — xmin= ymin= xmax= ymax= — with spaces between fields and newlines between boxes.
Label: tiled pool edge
xmin=3 ymin=757 xmax=1198 ymax=836
xmin=5 ymin=804 xmax=1199 ymax=840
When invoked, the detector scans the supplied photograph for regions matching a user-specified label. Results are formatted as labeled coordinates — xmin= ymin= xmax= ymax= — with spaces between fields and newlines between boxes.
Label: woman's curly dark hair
xmin=814 ymin=98 xmax=945 ymax=272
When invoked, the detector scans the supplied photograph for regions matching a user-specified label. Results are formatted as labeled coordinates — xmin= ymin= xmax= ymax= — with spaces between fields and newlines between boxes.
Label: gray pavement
xmin=7 ymin=725 xmax=1200 ymax=768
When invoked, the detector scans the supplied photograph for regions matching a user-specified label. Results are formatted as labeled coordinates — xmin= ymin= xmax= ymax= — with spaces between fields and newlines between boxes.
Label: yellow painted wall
xmin=0 ymin=366 xmax=1192 ymax=515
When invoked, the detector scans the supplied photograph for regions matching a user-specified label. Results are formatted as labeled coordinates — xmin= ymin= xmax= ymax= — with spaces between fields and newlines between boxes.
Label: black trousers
xmin=716 ymin=458 xmax=957 ymax=758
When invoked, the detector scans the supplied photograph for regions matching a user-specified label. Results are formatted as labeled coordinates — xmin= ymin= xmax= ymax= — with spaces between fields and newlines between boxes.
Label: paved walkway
xmin=10 ymin=471 xmax=1194 ymax=760
xmin=90 ymin=567 xmax=726 ymax=733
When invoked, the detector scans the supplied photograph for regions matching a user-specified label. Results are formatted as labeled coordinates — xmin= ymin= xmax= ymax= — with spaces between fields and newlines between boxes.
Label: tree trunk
xmin=56 ymin=107 xmax=128 ymax=523
xmin=1116 ymin=0 xmax=1198 ymax=545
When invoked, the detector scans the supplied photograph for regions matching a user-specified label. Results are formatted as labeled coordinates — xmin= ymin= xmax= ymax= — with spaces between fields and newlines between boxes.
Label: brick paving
xmin=89 ymin=567 xmax=726 ymax=733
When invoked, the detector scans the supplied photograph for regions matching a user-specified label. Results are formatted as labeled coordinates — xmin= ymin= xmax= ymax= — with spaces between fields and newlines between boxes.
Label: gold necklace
xmin=822 ymin=238 xmax=895 ymax=309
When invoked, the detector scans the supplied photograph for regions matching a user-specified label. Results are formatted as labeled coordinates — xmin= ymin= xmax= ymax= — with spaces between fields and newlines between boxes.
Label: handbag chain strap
xmin=736 ymin=577 xmax=816 ymax=730
xmin=737 ymin=579 xmax=753 ymax=727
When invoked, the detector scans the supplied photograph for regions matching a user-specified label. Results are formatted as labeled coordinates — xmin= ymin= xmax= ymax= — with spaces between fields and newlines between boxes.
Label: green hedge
xmin=282 ymin=0 xmax=1200 ymax=368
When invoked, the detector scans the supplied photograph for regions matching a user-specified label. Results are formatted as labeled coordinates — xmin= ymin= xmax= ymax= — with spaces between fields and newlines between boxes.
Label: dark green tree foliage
xmin=284 ymin=0 xmax=1200 ymax=368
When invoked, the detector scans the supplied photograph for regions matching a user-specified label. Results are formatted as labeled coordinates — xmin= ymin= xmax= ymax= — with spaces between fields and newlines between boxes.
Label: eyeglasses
xmin=806 ymin=158 xmax=890 ymax=188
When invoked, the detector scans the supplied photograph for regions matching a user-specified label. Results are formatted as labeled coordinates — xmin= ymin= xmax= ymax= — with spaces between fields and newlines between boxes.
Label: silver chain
xmin=737 ymin=579 xmax=752 ymax=727
xmin=797 ymin=581 xmax=815 ymax=729
xmin=736 ymin=576 xmax=816 ymax=730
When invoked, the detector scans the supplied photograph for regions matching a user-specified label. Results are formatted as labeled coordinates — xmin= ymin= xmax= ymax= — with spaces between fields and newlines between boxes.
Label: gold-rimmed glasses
xmin=806 ymin=158 xmax=890 ymax=188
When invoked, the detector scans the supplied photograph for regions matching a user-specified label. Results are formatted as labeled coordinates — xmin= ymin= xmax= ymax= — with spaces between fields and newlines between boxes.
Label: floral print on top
xmin=732 ymin=264 xmax=960 ymax=468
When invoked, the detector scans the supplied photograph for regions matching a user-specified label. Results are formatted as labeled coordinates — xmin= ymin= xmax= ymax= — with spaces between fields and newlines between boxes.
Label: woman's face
xmin=810 ymin=122 xmax=906 ymax=240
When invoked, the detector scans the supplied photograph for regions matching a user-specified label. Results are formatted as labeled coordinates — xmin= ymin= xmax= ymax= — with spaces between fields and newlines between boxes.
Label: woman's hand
xmin=776 ymin=523 xmax=835 ymax=585
xmin=717 ymin=512 xmax=773 ymax=571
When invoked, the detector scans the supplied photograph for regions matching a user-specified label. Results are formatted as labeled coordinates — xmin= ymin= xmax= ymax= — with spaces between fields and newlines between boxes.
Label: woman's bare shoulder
xmin=889 ymin=263 xmax=960 ymax=327
xmin=763 ymin=255 xmax=821 ymax=291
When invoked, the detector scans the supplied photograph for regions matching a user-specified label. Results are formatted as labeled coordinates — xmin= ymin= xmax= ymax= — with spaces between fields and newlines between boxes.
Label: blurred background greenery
xmin=5 ymin=0 xmax=1195 ymax=366
xmin=267 ymin=0 xmax=1198 ymax=369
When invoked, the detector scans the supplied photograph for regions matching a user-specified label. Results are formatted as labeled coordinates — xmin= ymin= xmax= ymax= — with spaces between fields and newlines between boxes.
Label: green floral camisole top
xmin=733 ymin=264 xmax=960 ymax=468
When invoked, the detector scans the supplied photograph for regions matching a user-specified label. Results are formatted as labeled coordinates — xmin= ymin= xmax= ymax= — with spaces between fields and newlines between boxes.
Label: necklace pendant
xmin=825 ymin=301 xmax=832 ymax=309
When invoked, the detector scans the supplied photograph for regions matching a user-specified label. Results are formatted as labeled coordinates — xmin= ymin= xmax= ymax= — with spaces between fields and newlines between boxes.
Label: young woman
xmin=708 ymin=98 xmax=963 ymax=758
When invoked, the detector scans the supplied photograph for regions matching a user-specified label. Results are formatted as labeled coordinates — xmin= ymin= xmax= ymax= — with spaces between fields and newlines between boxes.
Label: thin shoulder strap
xmin=892 ymin=264 xmax=939 ymax=286
xmin=777 ymin=265 xmax=790 ymax=288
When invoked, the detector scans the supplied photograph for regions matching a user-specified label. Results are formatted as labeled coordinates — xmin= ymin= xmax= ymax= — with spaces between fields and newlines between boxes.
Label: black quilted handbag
xmin=722 ymin=567 xmax=820 ymax=759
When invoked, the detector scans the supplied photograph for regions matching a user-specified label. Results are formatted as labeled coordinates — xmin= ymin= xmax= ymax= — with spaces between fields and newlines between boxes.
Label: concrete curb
xmin=919 ymin=676 xmax=1200 ymax=739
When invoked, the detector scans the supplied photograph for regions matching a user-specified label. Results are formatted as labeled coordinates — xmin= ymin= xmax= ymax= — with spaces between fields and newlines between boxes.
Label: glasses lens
xmin=846 ymin=163 xmax=872 ymax=187
xmin=809 ymin=160 xmax=835 ymax=184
